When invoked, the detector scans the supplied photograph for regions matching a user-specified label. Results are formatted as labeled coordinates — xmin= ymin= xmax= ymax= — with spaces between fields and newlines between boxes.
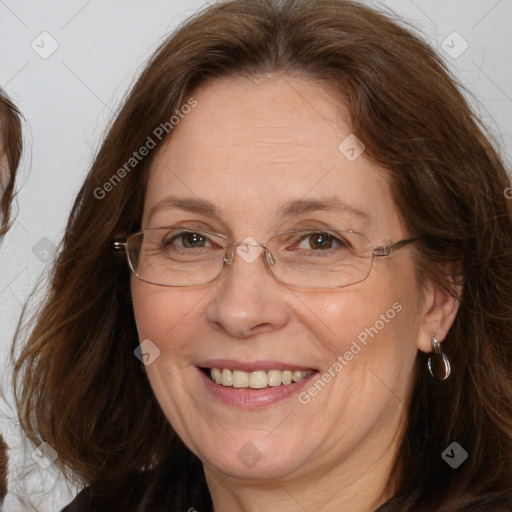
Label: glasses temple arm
xmin=373 ymin=237 xmax=418 ymax=257
xmin=112 ymin=239 xmax=127 ymax=251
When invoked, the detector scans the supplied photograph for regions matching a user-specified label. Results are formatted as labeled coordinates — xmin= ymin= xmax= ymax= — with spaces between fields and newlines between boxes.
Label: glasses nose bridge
xmin=223 ymin=240 xmax=274 ymax=267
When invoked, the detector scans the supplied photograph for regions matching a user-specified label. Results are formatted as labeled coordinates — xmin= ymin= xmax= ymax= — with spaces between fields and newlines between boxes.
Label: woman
xmin=13 ymin=0 xmax=512 ymax=510
xmin=1 ymin=89 xmax=22 ymax=510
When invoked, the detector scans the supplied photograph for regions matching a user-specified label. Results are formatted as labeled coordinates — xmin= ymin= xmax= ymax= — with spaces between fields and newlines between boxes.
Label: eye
xmin=163 ymin=231 xmax=215 ymax=249
xmin=306 ymin=232 xmax=333 ymax=250
xmin=297 ymin=232 xmax=348 ymax=251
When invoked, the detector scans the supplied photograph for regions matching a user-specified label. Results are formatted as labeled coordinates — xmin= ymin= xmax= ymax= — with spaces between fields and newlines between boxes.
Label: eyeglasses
xmin=113 ymin=226 xmax=416 ymax=289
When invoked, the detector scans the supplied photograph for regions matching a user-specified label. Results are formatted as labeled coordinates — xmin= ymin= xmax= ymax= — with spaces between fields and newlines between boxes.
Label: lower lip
xmin=198 ymin=368 xmax=316 ymax=409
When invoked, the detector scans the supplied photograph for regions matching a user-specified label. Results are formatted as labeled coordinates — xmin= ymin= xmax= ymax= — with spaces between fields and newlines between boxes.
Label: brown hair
xmin=0 ymin=435 xmax=7 ymax=500
xmin=1 ymin=90 xmax=22 ymax=502
xmin=13 ymin=0 xmax=512 ymax=509
xmin=0 ymin=90 xmax=22 ymax=236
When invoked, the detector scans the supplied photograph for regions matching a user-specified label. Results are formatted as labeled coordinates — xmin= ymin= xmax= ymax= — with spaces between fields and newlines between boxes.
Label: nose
xmin=205 ymin=245 xmax=290 ymax=338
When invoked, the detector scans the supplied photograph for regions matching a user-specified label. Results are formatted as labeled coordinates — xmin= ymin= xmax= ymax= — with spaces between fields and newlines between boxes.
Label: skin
xmin=131 ymin=74 xmax=459 ymax=512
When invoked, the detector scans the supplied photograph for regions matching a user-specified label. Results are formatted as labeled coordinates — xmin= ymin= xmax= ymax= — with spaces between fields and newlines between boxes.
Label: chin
xmin=194 ymin=433 xmax=313 ymax=481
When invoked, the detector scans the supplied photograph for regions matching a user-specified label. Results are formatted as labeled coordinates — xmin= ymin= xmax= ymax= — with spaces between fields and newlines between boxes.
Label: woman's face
xmin=131 ymin=75 xmax=428 ymax=487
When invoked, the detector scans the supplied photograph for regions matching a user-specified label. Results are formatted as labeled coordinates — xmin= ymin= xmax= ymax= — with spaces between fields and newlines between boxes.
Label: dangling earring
xmin=428 ymin=335 xmax=451 ymax=381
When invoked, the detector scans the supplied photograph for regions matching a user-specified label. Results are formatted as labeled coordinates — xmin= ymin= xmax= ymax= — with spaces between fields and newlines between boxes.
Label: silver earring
xmin=428 ymin=336 xmax=451 ymax=381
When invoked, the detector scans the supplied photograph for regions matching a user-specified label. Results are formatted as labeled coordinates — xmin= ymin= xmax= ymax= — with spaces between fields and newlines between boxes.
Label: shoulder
xmin=60 ymin=488 xmax=101 ymax=512
xmin=376 ymin=491 xmax=512 ymax=512
xmin=60 ymin=469 xmax=155 ymax=512
xmin=60 ymin=447 xmax=210 ymax=512
xmin=457 ymin=495 xmax=512 ymax=511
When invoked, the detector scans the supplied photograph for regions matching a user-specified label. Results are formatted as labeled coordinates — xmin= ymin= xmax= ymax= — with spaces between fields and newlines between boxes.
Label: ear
xmin=417 ymin=269 xmax=462 ymax=353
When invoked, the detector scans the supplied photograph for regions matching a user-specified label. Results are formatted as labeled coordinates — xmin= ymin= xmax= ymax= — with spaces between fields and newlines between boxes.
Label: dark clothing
xmin=61 ymin=446 xmax=512 ymax=511
xmin=61 ymin=447 xmax=211 ymax=512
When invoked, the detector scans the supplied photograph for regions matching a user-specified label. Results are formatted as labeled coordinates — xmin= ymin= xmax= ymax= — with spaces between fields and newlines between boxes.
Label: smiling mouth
xmin=202 ymin=367 xmax=315 ymax=389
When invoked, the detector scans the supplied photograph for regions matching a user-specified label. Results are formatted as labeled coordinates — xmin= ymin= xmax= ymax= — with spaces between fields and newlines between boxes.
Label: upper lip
xmin=198 ymin=359 xmax=317 ymax=372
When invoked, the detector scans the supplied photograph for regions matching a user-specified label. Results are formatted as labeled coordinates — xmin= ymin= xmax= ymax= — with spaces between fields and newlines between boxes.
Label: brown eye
xmin=308 ymin=233 xmax=333 ymax=250
xmin=293 ymin=232 xmax=350 ymax=252
xmin=181 ymin=232 xmax=207 ymax=248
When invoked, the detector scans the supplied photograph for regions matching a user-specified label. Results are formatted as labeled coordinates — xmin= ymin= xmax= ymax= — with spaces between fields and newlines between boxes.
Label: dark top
xmin=61 ymin=445 xmax=512 ymax=511
xmin=61 ymin=446 xmax=212 ymax=512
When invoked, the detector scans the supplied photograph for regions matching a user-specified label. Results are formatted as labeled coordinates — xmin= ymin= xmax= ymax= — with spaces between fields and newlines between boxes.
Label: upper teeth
xmin=209 ymin=368 xmax=312 ymax=389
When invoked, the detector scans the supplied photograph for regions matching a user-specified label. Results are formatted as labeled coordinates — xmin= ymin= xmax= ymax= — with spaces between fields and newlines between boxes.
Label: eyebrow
xmin=148 ymin=196 xmax=221 ymax=222
xmin=147 ymin=195 xmax=370 ymax=224
xmin=277 ymin=197 xmax=370 ymax=222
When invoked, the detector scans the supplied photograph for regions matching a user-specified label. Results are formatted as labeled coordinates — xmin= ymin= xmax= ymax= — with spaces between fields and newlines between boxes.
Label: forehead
xmin=144 ymin=75 xmax=403 ymax=238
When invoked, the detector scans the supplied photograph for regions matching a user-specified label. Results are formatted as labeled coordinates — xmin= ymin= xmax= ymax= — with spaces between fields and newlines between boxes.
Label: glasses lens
xmin=267 ymin=230 xmax=373 ymax=288
xmin=126 ymin=227 xmax=226 ymax=286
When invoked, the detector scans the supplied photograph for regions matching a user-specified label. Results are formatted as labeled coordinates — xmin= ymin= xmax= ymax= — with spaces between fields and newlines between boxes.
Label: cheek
xmin=131 ymin=280 xmax=201 ymax=354
xmin=301 ymin=267 xmax=421 ymax=368
xmin=295 ymin=288 xmax=421 ymax=425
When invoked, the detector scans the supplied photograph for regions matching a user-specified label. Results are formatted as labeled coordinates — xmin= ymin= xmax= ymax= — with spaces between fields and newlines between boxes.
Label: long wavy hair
xmin=1 ymin=89 xmax=22 ymax=504
xmin=13 ymin=1 xmax=512 ymax=510
xmin=0 ymin=90 xmax=22 ymax=236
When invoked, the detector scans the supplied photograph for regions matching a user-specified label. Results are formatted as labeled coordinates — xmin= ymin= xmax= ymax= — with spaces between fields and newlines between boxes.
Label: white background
xmin=1 ymin=0 xmax=511 ymax=510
